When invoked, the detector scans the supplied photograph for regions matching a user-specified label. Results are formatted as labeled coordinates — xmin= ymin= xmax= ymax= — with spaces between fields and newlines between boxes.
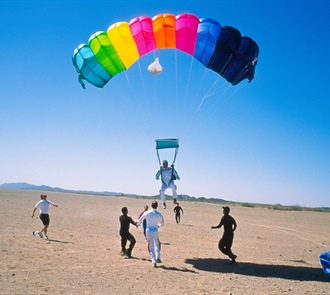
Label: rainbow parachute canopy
xmin=72 ymin=13 xmax=259 ymax=89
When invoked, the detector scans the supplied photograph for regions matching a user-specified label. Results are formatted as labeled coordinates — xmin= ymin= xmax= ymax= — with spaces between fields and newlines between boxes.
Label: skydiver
xmin=155 ymin=160 xmax=180 ymax=209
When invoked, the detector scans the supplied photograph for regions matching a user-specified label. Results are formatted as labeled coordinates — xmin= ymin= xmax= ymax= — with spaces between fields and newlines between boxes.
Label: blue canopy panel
xmin=155 ymin=139 xmax=179 ymax=150
xmin=194 ymin=18 xmax=222 ymax=67
xmin=72 ymin=44 xmax=112 ymax=89
xmin=320 ymin=251 xmax=330 ymax=276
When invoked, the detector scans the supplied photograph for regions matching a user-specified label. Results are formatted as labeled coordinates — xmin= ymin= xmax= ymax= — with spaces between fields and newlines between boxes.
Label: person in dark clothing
xmin=119 ymin=207 xmax=137 ymax=258
xmin=211 ymin=206 xmax=237 ymax=263
xmin=173 ymin=203 xmax=184 ymax=224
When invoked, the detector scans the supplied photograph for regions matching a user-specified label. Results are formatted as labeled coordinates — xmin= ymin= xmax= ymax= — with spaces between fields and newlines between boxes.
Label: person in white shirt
xmin=155 ymin=160 xmax=180 ymax=209
xmin=137 ymin=201 xmax=164 ymax=268
xmin=31 ymin=194 xmax=58 ymax=240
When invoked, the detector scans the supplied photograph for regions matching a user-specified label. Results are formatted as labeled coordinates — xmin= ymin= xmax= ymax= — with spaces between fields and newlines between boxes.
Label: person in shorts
xmin=31 ymin=194 xmax=58 ymax=240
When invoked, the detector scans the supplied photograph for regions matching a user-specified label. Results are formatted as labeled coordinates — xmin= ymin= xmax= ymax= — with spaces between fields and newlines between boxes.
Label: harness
xmin=161 ymin=166 xmax=176 ymax=188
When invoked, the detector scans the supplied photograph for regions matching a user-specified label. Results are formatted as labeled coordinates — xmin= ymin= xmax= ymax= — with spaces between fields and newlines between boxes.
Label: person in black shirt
xmin=119 ymin=207 xmax=137 ymax=258
xmin=211 ymin=206 xmax=237 ymax=263
xmin=173 ymin=203 xmax=184 ymax=224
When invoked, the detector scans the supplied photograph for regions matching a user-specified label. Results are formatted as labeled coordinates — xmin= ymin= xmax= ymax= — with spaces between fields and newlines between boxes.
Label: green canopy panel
xmin=155 ymin=138 xmax=179 ymax=150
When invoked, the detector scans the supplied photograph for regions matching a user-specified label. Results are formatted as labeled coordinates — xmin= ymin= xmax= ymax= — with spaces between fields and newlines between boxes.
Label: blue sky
xmin=1 ymin=0 xmax=329 ymax=207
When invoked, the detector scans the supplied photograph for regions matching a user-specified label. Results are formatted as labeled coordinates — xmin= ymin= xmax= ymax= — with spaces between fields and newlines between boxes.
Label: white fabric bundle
xmin=148 ymin=57 xmax=163 ymax=75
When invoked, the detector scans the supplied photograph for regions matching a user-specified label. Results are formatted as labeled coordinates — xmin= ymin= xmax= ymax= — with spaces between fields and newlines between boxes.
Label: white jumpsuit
xmin=137 ymin=209 xmax=164 ymax=264
xmin=155 ymin=167 xmax=180 ymax=204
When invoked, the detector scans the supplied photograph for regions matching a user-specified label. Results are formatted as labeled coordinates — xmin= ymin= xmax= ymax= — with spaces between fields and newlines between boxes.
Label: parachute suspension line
xmin=109 ymin=79 xmax=132 ymax=102
xmin=204 ymin=80 xmax=232 ymax=99
xmin=156 ymin=148 xmax=161 ymax=167
xmin=219 ymin=54 xmax=234 ymax=76
xmin=123 ymin=70 xmax=139 ymax=103
xmin=137 ymin=59 xmax=147 ymax=99
xmin=182 ymin=55 xmax=195 ymax=112
xmin=207 ymin=83 xmax=247 ymax=119
xmin=135 ymin=58 xmax=153 ymax=138
xmin=151 ymin=49 xmax=161 ymax=111
xmin=231 ymin=64 xmax=251 ymax=86
xmin=195 ymin=76 xmax=222 ymax=113
xmin=172 ymin=146 xmax=179 ymax=165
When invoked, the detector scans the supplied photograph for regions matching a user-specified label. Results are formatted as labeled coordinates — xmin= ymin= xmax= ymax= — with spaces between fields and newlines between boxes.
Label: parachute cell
xmin=194 ymin=18 xmax=222 ymax=66
xmin=107 ymin=22 xmax=139 ymax=69
xmin=152 ymin=13 xmax=176 ymax=49
xmin=175 ymin=13 xmax=200 ymax=55
xmin=88 ymin=31 xmax=125 ymax=77
xmin=72 ymin=13 xmax=259 ymax=89
xmin=72 ymin=44 xmax=111 ymax=88
xmin=207 ymin=26 xmax=242 ymax=76
xmin=129 ymin=16 xmax=156 ymax=57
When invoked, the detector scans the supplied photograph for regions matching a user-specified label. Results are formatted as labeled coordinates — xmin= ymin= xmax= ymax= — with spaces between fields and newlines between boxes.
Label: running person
xmin=137 ymin=201 xmax=164 ymax=268
xmin=31 ymin=194 xmax=58 ymax=240
xmin=173 ymin=203 xmax=184 ymax=224
xmin=211 ymin=206 xmax=237 ymax=263
xmin=119 ymin=207 xmax=138 ymax=258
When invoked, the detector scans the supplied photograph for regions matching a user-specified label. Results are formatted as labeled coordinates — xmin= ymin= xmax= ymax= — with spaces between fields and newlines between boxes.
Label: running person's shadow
xmin=185 ymin=258 xmax=329 ymax=282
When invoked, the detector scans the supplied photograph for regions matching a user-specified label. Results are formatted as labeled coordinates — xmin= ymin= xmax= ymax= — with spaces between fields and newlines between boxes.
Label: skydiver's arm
xmin=155 ymin=169 xmax=162 ymax=180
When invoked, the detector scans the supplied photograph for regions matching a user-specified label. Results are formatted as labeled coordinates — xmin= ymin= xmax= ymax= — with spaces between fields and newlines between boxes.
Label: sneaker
xmin=44 ymin=235 xmax=49 ymax=240
xmin=231 ymin=255 xmax=237 ymax=263
xmin=120 ymin=251 xmax=125 ymax=256
xmin=156 ymin=259 xmax=162 ymax=263
xmin=153 ymin=263 xmax=157 ymax=268
xmin=163 ymin=203 xmax=167 ymax=209
xmin=124 ymin=255 xmax=131 ymax=259
xmin=39 ymin=232 xmax=43 ymax=238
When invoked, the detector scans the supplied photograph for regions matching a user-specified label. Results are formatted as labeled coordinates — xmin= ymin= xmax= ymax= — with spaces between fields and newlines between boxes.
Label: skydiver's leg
xmin=160 ymin=183 xmax=167 ymax=207
xmin=169 ymin=182 xmax=178 ymax=203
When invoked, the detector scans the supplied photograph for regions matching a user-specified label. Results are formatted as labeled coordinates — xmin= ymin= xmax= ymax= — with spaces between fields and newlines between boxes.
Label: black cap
xmin=223 ymin=206 xmax=230 ymax=214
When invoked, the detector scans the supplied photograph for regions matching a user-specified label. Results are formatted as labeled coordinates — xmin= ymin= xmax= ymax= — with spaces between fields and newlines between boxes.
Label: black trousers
xmin=120 ymin=232 xmax=136 ymax=255
xmin=218 ymin=234 xmax=235 ymax=258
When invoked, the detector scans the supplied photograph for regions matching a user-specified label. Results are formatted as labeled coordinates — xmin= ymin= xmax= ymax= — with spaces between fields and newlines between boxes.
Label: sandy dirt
xmin=0 ymin=189 xmax=329 ymax=294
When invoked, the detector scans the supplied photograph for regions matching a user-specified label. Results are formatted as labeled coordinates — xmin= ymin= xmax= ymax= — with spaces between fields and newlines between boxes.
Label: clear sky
xmin=1 ymin=0 xmax=329 ymax=207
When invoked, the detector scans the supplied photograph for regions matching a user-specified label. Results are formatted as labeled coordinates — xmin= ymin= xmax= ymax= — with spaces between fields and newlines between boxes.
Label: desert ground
xmin=0 ymin=189 xmax=329 ymax=294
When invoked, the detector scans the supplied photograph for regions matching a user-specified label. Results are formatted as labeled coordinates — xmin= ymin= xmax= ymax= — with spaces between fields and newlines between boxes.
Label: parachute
xmin=155 ymin=138 xmax=179 ymax=167
xmin=72 ymin=13 xmax=259 ymax=89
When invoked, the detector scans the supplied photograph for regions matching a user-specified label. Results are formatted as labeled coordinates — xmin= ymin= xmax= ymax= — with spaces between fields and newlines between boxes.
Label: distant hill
xmin=2 ymin=182 xmax=328 ymax=211
xmin=0 ymin=182 xmax=223 ymax=203
xmin=0 ymin=182 xmax=127 ymax=197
